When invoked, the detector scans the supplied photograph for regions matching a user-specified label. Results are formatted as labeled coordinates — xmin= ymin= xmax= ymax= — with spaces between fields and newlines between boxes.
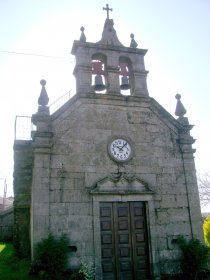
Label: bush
xmin=177 ymin=236 xmax=210 ymax=280
xmin=70 ymin=262 xmax=95 ymax=280
xmin=30 ymin=234 xmax=69 ymax=280
xmin=203 ymin=218 xmax=210 ymax=247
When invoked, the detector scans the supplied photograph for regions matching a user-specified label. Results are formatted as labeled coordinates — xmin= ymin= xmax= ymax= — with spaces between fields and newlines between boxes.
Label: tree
xmin=198 ymin=172 xmax=210 ymax=208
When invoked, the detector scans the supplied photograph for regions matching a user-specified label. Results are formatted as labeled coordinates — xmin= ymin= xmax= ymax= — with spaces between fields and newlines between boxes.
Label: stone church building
xmin=14 ymin=6 xmax=203 ymax=280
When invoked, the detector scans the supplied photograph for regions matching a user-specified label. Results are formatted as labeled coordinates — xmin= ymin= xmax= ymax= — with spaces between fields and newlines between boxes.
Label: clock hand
xmin=119 ymin=142 xmax=127 ymax=151
xmin=116 ymin=145 xmax=122 ymax=150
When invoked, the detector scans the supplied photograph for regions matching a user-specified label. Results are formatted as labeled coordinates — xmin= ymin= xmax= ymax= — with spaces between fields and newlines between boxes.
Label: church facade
xmin=13 ymin=6 xmax=203 ymax=280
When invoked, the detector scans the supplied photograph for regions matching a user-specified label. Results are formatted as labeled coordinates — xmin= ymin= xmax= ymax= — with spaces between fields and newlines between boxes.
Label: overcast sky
xmin=0 ymin=0 xmax=210 ymax=201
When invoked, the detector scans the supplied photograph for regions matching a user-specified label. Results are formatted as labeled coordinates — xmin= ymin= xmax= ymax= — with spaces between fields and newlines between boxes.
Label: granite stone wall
xmin=30 ymin=93 xmax=202 ymax=278
xmin=13 ymin=140 xmax=33 ymax=257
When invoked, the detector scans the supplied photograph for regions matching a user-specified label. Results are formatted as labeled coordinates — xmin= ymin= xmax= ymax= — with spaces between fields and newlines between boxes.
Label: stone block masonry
xmin=13 ymin=140 xmax=33 ymax=257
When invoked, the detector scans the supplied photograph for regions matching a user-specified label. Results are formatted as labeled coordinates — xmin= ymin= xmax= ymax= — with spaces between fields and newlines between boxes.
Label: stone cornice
xmin=71 ymin=40 xmax=148 ymax=56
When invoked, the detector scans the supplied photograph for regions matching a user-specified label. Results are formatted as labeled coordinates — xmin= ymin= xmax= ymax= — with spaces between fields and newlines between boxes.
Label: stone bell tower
xmin=71 ymin=4 xmax=148 ymax=96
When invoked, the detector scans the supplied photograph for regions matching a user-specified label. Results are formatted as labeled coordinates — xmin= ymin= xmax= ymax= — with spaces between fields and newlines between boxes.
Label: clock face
xmin=108 ymin=138 xmax=132 ymax=162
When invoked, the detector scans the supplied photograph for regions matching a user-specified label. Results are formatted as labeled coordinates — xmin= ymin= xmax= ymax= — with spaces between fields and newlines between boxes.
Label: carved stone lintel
xmin=90 ymin=173 xmax=154 ymax=195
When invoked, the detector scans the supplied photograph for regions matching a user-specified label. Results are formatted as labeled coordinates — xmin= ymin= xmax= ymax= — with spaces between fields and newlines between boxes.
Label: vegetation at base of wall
xmin=0 ymin=241 xmax=95 ymax=280
xmin=203 ymin=217 xmax=210 ymax=247
xmin=0 ymin=242 xmax=31 ymax=280
xmin=70 ymin=262 xmax=95 ymax=280
xmin=30 ymin=233 xmax=69 ymax=280
xmin=176 ymin=236 xmax=210 ymax=280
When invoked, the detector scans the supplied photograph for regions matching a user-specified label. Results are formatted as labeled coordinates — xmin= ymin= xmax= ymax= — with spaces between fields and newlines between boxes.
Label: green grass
xmin=0 ymin=242 xmax=32 ymax=280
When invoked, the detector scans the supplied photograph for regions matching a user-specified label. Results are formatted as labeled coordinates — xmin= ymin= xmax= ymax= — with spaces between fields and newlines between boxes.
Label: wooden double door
xmin=100 ymin=202 xmax=150 ymax=280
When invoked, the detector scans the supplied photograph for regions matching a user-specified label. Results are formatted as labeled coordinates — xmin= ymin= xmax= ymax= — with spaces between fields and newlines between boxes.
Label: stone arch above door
xmin=90 ymin=173 xmax=154 ymax=195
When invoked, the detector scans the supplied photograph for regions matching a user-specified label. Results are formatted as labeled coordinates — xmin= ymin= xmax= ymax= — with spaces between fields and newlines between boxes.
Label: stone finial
xmin=130 ymin=33 xmax=138 ymax=48
xmin=38 ymin=79 xmax=49 ymax=106
xmin=96 ymin=4 xmax=123 ymax=46
xmin=79 ymin=26 xmax=86 ymax=42
xmin=97 ymin=18 xmax=123 ymax=46
xmin=175 ymin=94 xmax=187 ymax=117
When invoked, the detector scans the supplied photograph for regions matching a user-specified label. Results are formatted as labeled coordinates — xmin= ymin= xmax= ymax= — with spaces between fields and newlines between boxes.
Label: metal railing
xmin=14 ymin=116 xmax=34 ymax=140
xmin=15 ymin=90 xmax=74 ymax=140
xmin=49 ymin=90 xmax=73 ymax=115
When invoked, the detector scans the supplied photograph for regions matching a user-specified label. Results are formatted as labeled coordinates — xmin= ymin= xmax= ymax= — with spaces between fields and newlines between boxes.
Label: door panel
xmin=100 ymin=203 xmax=116 ymax=280
xmin=100 ymin=202 xmax=150 ymax=280
xmin=130 ymin=202 xmax=149 ymax=279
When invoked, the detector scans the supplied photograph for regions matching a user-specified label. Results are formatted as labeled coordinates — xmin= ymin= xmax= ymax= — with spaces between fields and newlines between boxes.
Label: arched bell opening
xmin=119 ymin=56 xmax=133 ymax=96
xmin=91 ymin=53 xmax=107 ymax=94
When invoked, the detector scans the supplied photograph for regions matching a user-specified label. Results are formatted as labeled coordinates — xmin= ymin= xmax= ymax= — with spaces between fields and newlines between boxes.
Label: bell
xmin=94 ymin=74 xmax=106 ymax=91
xmin=120 ymin=76 xmax=130 ymax=90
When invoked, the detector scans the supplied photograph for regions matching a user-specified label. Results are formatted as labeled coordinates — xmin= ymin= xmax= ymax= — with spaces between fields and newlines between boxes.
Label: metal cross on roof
xmin=103 ymin=4 xmax=113 ymax=19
